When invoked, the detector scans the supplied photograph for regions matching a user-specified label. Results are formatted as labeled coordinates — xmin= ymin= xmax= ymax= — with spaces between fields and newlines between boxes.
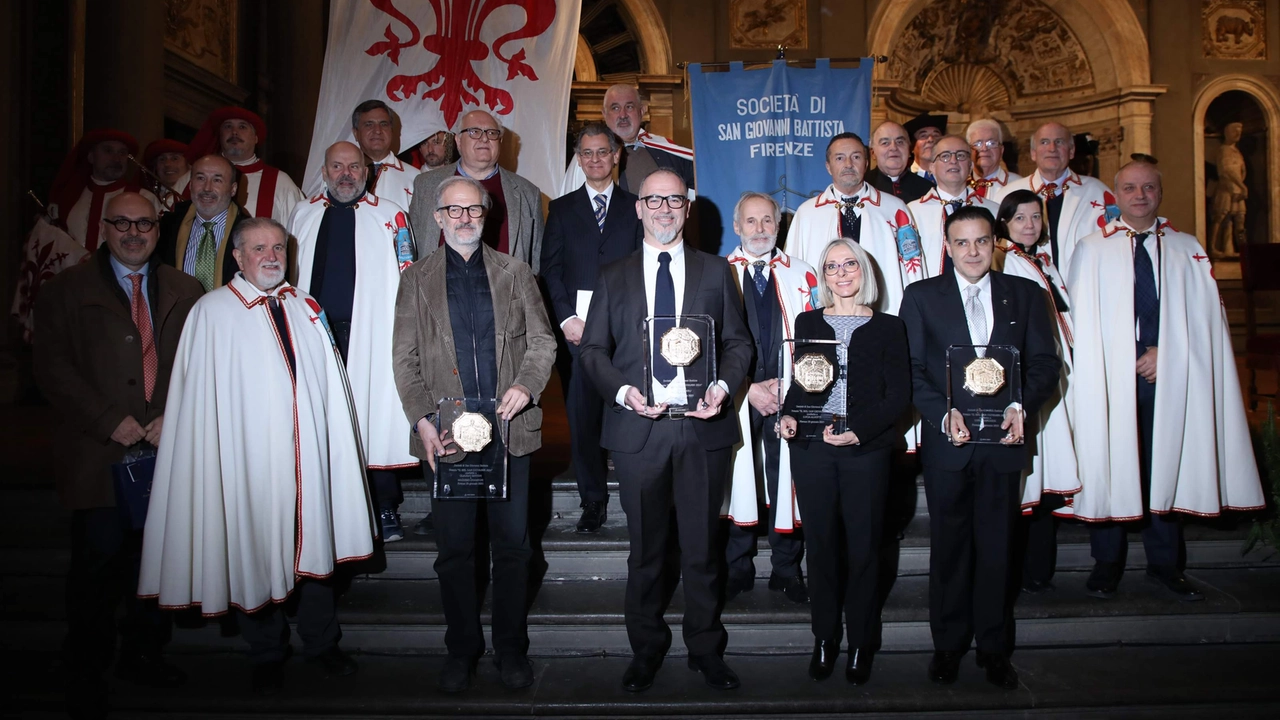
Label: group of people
xmin=33 ymin=82 xmax=1265 ymax=716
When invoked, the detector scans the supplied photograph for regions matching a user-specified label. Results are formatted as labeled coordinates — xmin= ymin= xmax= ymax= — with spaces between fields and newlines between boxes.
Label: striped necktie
xmin=127 ymin=273 xmax=157 ymax=401
xmin=594 ymin=193 xmax=607 ymax=230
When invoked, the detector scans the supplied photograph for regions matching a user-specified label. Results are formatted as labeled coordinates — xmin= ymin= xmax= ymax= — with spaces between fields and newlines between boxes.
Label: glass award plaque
xmin=780 ymin=338 xmax=847 ymax=440
xmin=945 ymin=345 xmax=1022 ymax=445
xmin=641 ymin=314 xmax=717 ymax=417
xmin=433 ymin=397 xmax=510 ymax=500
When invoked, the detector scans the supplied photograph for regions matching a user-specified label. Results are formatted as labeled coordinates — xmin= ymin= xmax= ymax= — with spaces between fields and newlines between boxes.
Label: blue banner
xmin=688 ymin=59 xmax=873 ymax=255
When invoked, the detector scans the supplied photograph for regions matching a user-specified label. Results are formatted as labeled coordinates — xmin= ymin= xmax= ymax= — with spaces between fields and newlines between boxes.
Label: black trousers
xmin=563 ymin=347 xmax=609 ymax=504
xmin=429 ymin=453 xmax=532 ymax=659
xmin=614 ymin=419 xmax=730 ymax=659
xmin=725 ymin=409 xmax=804 ymax=580
xmin=923 ymin=448 xmax=1021 ymax=655
xmin=236 ymin=577 xmax=340 ymax=664
xmin=1019 ymin=493 xmax=1064 ymax=585
xmin=65 ymin=507 xmax=171 ymax=676
xmin=790 ymin=443 xmax=890 ymax=649
xmin=1089 ymin=377 xmax=1182 ymax=568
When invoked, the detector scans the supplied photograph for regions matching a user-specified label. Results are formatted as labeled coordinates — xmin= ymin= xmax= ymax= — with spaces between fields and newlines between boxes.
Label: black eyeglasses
xmin=106 ymin=217 xmax=157 ymax=233
xmin=438 ymin=205 xmax=486 ymax=219
xmin=640 ymin=194 xmax=687 ymax=209
xmin=459 ymin=127 xmax=502 ymax=141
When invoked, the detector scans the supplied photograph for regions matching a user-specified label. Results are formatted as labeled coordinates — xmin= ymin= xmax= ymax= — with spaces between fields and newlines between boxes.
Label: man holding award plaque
xmin=899 ymin=205 xmax=1061 ymax=690
xmin=579 ymin=169 xmax=753 ymax=693
xmin=391 ymin=176 xmax=555 ymax=692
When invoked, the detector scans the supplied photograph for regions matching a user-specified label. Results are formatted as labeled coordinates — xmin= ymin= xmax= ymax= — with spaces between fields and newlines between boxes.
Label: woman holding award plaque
xmin=778 ymin=238 xmax=911 ymax=685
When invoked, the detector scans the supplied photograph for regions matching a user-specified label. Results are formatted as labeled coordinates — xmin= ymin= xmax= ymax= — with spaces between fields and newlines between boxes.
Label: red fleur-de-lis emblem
xmin=364 ymin=0 xmax=558 ymax=127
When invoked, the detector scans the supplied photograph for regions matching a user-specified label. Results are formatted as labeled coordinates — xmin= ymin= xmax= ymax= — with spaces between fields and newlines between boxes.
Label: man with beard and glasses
xmin=722 ymin=191 xmax=817 ymax=605
xmin=392 ymin=176 xmax=555 ymax=692
xmin=866 ymin=122 xmax=933 ymax=204
xmin=158 ymin=154 xmax=248 ymax=291
xmin=909 ymin=135 xmax=999 ymax=278
xmin=410 ymin=110 xmax=544 ymax=271
xmin=965 ymin=119 xmax=1022 ymax=202
xmin=185 ymin=107 xmax=304 ymax=224
xmin=140 ymin=217 xmax=376 ymax=695
xmin=290 ymin=141 xmax=420 ymax=543
xmin=34 ymin=192 xmax=202 ymax=716
xmin=580 ymin=169 xmax=753 ymax=693
xmin=48 ymin=129 xmax=161 ymax=250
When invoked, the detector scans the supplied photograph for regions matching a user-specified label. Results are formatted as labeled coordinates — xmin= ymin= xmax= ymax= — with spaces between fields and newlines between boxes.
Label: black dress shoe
xmin=1021 ymin=577 xmax=1055 ymax=594
xmin=1086 ymin=560 xmax=1123 ymax=599
xmin=576 ymin=500 xmax=607 ymax=533
xmin=412 ymin=513 xmax=434 ymax=536
xmin=688 ymin=653 xmax=740 ymax=689
xmin=1146 ymin=566 xmax=1205 ymax=602
xmin=307 ymin=646 xmax=358 ymax=676
xmin=928 ymin=650 xmax=963 ymax=685
xmin=845 ymin=647 xmax=873 ymax=685
xmin=114 ymin=654 xmax=188 ymax=688
xmin=975 ymin=651 xmax=1019 ymax=690
xmin=496 ymin=653 xmax=534 ymax=689
xmin=438 ymin=656 xmax=476 ymax=693
xmin=768 ymin=572 xmax=810 ymax=604
xmin=622 ymin=655 xmax=662 ymax=692
xmin=251 ymin=661 xmax=285 ymax=696
xmin=725 ymin=573 xmax=754 ymax=602
xmin=808 ymin=639 xmax=838 ymax=681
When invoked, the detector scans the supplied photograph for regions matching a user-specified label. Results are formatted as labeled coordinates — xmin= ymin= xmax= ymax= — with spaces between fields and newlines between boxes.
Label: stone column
xmin=82 ymin=0 xmax=164 ymax=148
xmin=262 ymin=2 xmax=325 ymax=186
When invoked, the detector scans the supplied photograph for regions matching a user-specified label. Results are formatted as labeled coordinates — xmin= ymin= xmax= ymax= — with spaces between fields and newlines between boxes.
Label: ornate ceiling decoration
xmin=888 ymin=0 xmax=1094 ymax=110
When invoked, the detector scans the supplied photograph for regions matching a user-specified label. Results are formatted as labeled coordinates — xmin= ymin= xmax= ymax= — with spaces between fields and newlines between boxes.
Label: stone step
xmin=7 ymin=567 xmax=1280 ymax=655
xmin=12 ymin=645 xmax=1280 ymax=718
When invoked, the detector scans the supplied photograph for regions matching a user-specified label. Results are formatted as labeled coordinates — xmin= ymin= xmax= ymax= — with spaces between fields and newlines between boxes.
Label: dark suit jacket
xmin=540 ymin=185 xmax=643 ymax=338
xmin=866 ymin=167 xmax=933 ymax=204
xmin=781 ymin=309 xmax=912 ymax=453
xmin=157 ymin=200 xmax=248 ymax=289
xmin=391 ymin=243 xmax=556 ymax=460
xmin=408 ymin=163 xmax=545 ymax=273
xmin=578 ymin=246 xmax=754 ymax=453
xmin=898 ymin=270 xmax=1060 ymax=473
xmin=620 ymin=145 xmax=696 ymax=194
xmin=33 ymin=248 xmax=204 ymax=510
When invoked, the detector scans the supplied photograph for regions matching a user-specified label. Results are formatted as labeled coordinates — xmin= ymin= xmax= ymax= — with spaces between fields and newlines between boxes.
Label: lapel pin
xmin=1002 ymin=299 xmax=1008 ymax=305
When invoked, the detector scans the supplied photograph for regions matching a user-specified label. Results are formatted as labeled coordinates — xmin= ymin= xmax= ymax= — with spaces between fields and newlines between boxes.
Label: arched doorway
xmin=866 ymin=0 xmax=1165 ymax=183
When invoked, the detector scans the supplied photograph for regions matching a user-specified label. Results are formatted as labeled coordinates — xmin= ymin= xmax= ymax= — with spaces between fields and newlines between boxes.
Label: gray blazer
xmin=391 ymin=243 xmax=556 ymax=460
xmin=409 ymin=163 xmax=546 ymax=273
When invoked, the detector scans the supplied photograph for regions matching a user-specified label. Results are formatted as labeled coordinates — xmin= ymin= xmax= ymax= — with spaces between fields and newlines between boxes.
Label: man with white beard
xmin=139 ymin=217 xmax=377 ymax=694
xmin=290 ymin=141 xmax=420 ymax=542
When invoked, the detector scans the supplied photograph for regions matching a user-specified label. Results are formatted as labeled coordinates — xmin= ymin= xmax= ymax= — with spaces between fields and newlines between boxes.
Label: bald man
xmin=158 ymin=154 xmax=248 ymax=290
xmin=866 ymin=121 xmax=933 ymax=204
xmin=289 ymin=141 xmax=421 ymax=543
xmin=1002 ymin=122 xmax=1113 ymax=273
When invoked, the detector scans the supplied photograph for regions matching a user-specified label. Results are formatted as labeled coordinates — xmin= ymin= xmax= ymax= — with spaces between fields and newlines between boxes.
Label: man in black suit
xmin=157 ymin=154 xmax=248 ymax=291
xmin=865 ymin=121 xmax=933 ymax=204
xmin=541 ymin=122 xmax=643 ymax=533
xmin=579 ymin=169 xmax=754 ymax=693
xmin=898 ymin=205 xmax=1060 ymax=690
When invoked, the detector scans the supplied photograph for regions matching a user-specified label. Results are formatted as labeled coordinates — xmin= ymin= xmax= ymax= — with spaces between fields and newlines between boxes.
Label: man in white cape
xmin=352 ymin=99 xmax=420 ymax=210
xmin=788 ymin=132 xmax=923 ymax=452
xmin=290 ymin=141 xmax=419 ymax=543
xmin=1067 ymin=160 xmax=1263 ymax=602
xmin=909 ymin=135 xmax=1000 ymax=279
xmin=722 ymin=192 xmax=817 ymax=605
xmin=138 ymin=217 xmax=376 ymax=693
xmin=1003 ymin=122 xmax=1114 ymax=274
xmin=965 ymin=119 xmax=1022 ymax=203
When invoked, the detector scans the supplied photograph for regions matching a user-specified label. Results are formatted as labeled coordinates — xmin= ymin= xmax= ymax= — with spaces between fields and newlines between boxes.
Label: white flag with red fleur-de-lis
xmin=303 ymin=0 xmax=582 ymax=199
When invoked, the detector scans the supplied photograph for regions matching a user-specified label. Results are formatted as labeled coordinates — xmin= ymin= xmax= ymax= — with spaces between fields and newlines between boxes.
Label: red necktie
xmin=128 ymin=274 xmax=158 ymax=401
xmin=1041 ymin=182 xmax=1058 ymax=200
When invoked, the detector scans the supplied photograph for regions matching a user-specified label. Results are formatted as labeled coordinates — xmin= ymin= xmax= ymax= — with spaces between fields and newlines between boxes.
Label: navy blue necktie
xmin=1133 ymin=233 xmax=1159 ymax=353
xmin=653 ymin=251 xmax=677 ymax=386
xmin=945 ymin=199 xmax=962 ymax=216
xmin=751 ymin=261 xmax=768 ymax=297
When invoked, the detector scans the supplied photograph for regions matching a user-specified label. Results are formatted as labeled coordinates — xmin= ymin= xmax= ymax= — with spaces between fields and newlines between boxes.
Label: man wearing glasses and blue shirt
xmin=409 ymin=109 xmax=545 ymax=272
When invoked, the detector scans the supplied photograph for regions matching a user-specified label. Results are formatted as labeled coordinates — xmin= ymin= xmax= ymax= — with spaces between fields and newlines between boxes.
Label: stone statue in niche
xmin=1211 ymin=122 xmax=1247 ymax=257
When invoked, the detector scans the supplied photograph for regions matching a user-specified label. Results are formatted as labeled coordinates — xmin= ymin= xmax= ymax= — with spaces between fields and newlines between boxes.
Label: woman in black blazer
xmin=779 ymin=237 xmax=911 ymax=685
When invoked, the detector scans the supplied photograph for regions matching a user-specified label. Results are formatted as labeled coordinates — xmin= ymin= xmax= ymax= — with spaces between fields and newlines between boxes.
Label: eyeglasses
xmin=459 ymin=127 xmax=502 ymax=141
xmin=578 ymin=149 xmax=615 ymax=161
xmin=437 ymin=205 xmax=486 ymax=219
xmin=970 ymin=140 xmax=1000 ymax=150
xmin=935 ymin=150 xmax=972 ymax=164
xmin=106 ymin=217 xmax=157 ymax=233
xmin=823 ymin=259 xmax=859 ymax=275
xmin=640 ymin=194 xmax=687 ymax=209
